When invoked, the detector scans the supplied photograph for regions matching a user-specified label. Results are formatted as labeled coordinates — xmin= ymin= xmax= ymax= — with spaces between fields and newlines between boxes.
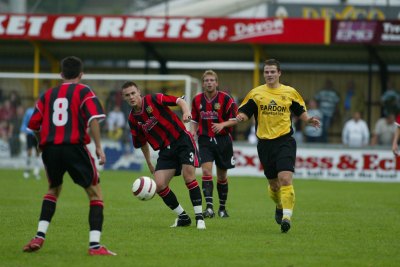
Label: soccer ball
xmin=132 ymin=176 xmax=157 ymax=201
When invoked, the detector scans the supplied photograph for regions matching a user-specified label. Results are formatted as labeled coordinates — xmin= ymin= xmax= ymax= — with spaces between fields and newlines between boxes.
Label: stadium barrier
xmin=2 ymin=139 xmax=398 ymax=182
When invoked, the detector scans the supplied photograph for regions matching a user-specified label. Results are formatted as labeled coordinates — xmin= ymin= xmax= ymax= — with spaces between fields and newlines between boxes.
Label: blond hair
xmin=202 ymin=70 xmax=218 ymax=82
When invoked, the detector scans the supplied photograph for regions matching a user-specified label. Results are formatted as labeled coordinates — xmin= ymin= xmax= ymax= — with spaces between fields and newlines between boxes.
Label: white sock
xmin=194 ymin=205 xmax=202 ymax=214
xmin=89 ymin=230 xmax=101 ymax=243
xmin=283 ymin=209 xmax=293 ymax=218
xmin=38 ymin=220 xmax=49 ymax=235
xmin=173 ymin=204 xmax=184 ymax=216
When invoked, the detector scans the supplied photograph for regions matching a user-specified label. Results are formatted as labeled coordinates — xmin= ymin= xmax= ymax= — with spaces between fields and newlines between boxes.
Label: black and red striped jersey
xmin=128 ymin=93 xmax=186 ymax=150
xmin=191 ymin=91 xmax=237 ymax=137
xmin=28 ymin=83 xmax=105 ymax=147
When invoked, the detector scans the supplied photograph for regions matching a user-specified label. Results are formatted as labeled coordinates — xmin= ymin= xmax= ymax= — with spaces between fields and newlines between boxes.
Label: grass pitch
xmin=1 ymin=169 xmax=400 ymax=267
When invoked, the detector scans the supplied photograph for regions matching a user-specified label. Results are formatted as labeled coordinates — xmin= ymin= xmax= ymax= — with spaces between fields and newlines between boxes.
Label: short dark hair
xmin=61 ymin=56 xmax=83 ymax=79
xmin=121 ymin=81 xmax=139 ymax=90
xmin=264 ymin=58 xmax=281 ymax=71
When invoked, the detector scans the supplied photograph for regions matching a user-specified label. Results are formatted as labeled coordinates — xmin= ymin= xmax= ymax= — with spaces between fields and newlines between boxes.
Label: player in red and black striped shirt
xmin=122 ymin=81 xmax=205 ymax=230
xmin=23 ymin=56 xmax=115 ymax=256
xmin=191 ymin=70 xmax=238 ymax=219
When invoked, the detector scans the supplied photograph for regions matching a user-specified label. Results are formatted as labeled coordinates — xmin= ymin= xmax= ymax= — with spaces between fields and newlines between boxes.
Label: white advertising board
xmin=233 ymin=144 xmax=399 ymax=182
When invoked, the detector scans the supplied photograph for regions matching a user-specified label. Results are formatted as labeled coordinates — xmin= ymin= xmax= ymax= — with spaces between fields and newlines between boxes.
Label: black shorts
xmin=257 ymin=135 xmax=296 ymax=179
xmin=26 ymin=134 xmax=38 ymax=150
xmin=41 ymin=144 xmax=99 ymax=188
xmin=198 ymin=135 xmax=235 ymax=169
xmin=155 ymin=132 xmax=199 ymax=176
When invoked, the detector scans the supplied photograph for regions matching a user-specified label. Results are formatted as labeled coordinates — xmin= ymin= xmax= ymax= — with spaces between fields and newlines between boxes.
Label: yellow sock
xmin=268 ymin=185 xmax=282 ymax=209
xmin=280 ymin=185 xmax=295 ymax=220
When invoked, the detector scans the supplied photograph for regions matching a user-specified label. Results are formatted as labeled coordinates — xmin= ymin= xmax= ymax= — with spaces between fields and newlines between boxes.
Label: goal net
xmin=0 ymin=72 xmax=201 ymax=171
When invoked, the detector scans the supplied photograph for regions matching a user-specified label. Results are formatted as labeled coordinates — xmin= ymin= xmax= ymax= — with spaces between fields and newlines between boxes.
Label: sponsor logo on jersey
xmin=259 ymin=100 xmax=287 ymax=115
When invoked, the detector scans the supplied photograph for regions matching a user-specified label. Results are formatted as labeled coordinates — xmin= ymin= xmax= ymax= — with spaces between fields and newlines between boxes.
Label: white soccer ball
xmin=132 ymin=176 xmax=157 ymax=201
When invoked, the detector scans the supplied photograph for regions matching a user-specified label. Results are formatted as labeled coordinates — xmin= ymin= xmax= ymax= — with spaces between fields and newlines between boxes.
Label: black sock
xmin=89 ymin=200 xmax=104 ymax=231
xmin=39 ymin=194 xmax=57 ymax=222
xmin=217 ymin=179 xmax=228 ymax=210
xmin=202 ymin=176 xmax=214 ymax=209
xmin=186 ymin=180 xmax=202 ymax=208
xmin=158 ymin=187 xmax=179 ymax=210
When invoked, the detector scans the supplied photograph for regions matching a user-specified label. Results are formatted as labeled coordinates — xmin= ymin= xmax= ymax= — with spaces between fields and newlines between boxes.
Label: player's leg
xmin=214 ymin=135 xmax=235 ymax=218
xmin=66 ymin=145 xmax=115 ymax=255
xmin=277 ymin=171 xmax=295 ymax=233
xmin=23 ymin=145 xmax=64 ymax=253
xmin=275 ymin=137 xmax=297 ymax=233
xmin=267 ymin=178 xmax=283 ymax=224
xmin=23 ymin=186 xmax=61 ymax=252
xmin=258 ymin=139 xmax=285 ymax=228
xmin=84 ymin=184 xmax=116 ymax=256
xmin=216 ymin=167 xmax=229 ymax=217
xmin=24 ymin=135 xmax=34 ymax=178
xmin=180 ymin=133 xmax=205 ymax=229
xmin=198 ymin=136 xmax=215 ymax=218
xmin=201 ymin=162 xmax=215 ymax=218
xmin=182 ymin=164 xmax=205 ymax=229
xmin=155 ymin=169 xmax=192 ymax=227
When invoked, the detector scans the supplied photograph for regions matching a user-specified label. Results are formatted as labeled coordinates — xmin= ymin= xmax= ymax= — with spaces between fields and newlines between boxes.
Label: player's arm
xmin=89 ymin=118 xmax=106 ymax=165
xmin=236 ymin=112 xmax=249 ymax=122
xmin=176 ymin=98 xmax=192 ymax=123
xmin=190 ymin=121 xmax=199 ymax=138
xmin=299 ymin=112 xmax=321 ymax=128
xmin=236 ymin=97 xmax=256 ymax=122
xmin=211 ymin=119 xmax=238 ymax=133
xmin=141 ymin=142 xmax=155 ymax=174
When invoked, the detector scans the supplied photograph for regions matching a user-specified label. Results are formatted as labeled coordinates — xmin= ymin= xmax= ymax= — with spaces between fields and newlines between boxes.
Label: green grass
xmin=1 ymin=169 xmax=400 ymax=267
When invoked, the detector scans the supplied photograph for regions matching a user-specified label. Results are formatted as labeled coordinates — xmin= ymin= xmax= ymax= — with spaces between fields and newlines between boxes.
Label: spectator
xmin=381 ymin=83 xmax=400 ymax=116
xmin=292 ymin=116 xmax=304 ymax=144
xmin=0 ymin=99 xmax=14 ymax=122
xmin=247 ymin=123 xmax=257 ymax=144
xmin=9 ymin=90 xmax=22 ymax=114
xmin=342 ymin=111 xmax=370 ymax=147
xmin=8 ymin=105 xmax=24 ymax=157
xmin=20 ymin=106 xmax=41 ymax=179
xmin=370 ymin=113 xmax=396 ymax=146
xmin=314 ymin=79 xmax=340 ymax=142
xmin=343 ymin=80 xmax=365 ymax=123
xmin=106 ymin=105 xmax=125 ymax=141
xmin=303 ymin=99 xmax=323 ymax=143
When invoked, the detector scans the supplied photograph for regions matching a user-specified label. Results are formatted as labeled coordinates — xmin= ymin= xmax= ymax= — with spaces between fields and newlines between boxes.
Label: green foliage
xmin=1 ymin=169 xmax=400 ymax=267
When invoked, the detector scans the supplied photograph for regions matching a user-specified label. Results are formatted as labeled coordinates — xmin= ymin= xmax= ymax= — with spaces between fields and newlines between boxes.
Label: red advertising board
xmin=0 ymin=14 xmax=326 ymax=44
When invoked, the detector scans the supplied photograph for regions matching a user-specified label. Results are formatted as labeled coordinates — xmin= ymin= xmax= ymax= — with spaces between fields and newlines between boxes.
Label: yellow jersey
xmin=238 ymin=83 xmax=307 ymax=140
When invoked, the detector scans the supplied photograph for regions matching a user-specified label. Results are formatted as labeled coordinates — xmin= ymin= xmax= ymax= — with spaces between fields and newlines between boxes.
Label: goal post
xmin=0 ymin=72 xmax=201 ymax=170
xmin=0 ymin=72 xmax=201 ymax=102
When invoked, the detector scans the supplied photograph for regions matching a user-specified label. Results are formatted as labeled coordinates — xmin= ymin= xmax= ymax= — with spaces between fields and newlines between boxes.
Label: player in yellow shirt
xmin=237 ymin=59 xmax=320 ymax=233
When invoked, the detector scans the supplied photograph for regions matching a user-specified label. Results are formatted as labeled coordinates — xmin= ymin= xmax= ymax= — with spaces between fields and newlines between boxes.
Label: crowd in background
xmin=1 ymin=78 xmax=399 ymax=160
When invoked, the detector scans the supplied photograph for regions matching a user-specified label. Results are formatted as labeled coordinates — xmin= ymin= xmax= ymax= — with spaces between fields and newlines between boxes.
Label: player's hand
xmin=211 ymin=123 xmax=224 ymax=134
xmin=307 ymin=117 xmax=321 ymax=128
xmin=236 ymin=113 xmax=248 ymax=122
xmin=96 ymin=147 xmax=106 ymax=165
xmin=183 ymin=113 xmax=192 ymax=123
